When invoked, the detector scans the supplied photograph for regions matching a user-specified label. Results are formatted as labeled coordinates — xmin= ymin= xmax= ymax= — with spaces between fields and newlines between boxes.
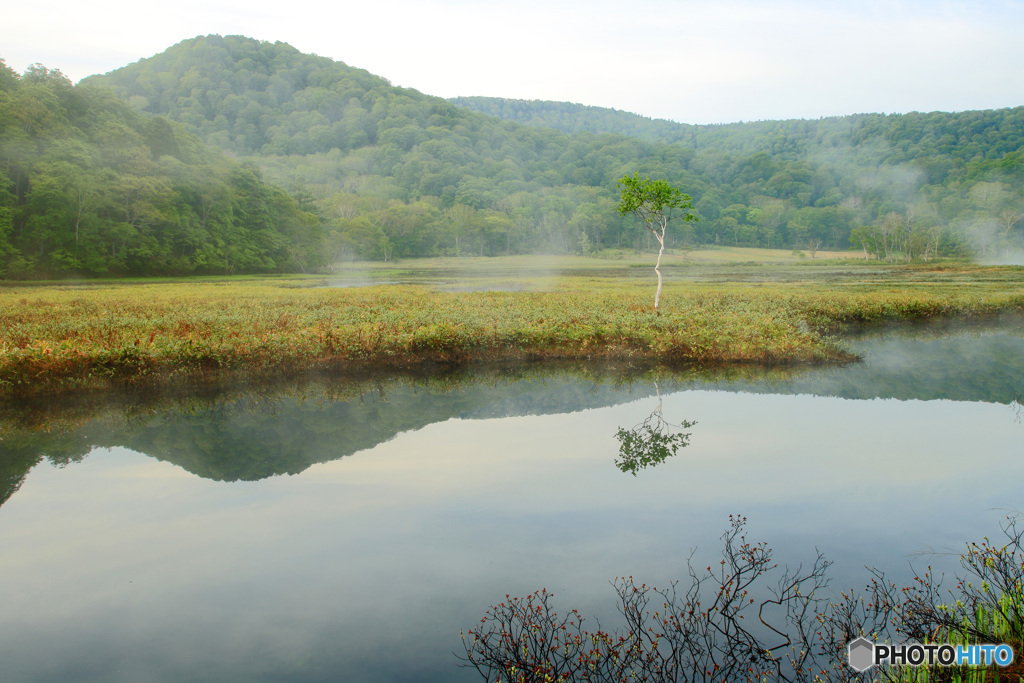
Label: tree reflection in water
xmin=614 ymin=381 xmax=695 ymax=475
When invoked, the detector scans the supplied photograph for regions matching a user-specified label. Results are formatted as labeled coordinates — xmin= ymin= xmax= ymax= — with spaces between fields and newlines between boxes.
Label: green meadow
xmin=2 ymin=251 xmax=1023 ymax=397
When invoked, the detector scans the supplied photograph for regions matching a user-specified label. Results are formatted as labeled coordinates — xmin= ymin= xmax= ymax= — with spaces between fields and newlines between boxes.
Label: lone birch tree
xmin=617 ymin=173 xmax=697 ymax=310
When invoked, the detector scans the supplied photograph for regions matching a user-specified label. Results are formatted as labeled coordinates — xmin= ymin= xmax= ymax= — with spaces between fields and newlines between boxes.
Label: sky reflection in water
xmin=0 ymin=319 xmax=1022 ymax=682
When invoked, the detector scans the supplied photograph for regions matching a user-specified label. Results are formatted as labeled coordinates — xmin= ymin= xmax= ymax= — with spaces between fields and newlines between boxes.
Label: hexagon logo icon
xmin=848 ymin=637 xmax=875 ymax=672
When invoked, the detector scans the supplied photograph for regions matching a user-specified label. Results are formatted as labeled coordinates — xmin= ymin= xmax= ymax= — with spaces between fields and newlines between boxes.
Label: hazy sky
xmin=3 ymin=0 xmax=1022 ymax=124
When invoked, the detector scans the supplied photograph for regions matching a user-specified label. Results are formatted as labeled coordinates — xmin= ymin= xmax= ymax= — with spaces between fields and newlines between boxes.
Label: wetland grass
xmin=1 ymin=258 xmax=1022 ymax=397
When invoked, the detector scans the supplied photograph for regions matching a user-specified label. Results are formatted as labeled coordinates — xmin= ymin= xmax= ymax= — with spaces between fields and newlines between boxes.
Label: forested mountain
xmin=452 ymin=95 xmax=1024 ymax=165
xmin=449 ymin=96 xmax=705 ymax=145
xmin=4 ymin=34 xmax=1023 ymax=278
xmin=0 ymin=59 xmax=323 ymax=277
xmin=451 ymin=95 xmax=1024 ymax=261
xmin=83 ymin=35 xmax=694 ymax=261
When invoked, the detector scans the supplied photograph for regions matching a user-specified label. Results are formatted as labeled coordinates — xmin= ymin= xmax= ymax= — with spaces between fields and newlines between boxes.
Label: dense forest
xmin=0 ymin=58 xmax=322 ymax=277
xmin=2 ymin=34 xmax=1024 ymax=278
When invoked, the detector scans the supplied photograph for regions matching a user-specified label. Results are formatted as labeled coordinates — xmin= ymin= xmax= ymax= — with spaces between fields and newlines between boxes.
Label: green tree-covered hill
xmin=451 ymin=95 xmax=1024 ymax=166
xmin=448 ymin=95 xmax=1024 ymax=260
xmin=84 ymin=35 xmax=696 ymax=261
xmin=4 ymin=34 xmax=1023 ymax=278
xmin=0 ymin=59 xmax=324 ymax=277
xmin=449 ymin=96 xmax=706 ymax=145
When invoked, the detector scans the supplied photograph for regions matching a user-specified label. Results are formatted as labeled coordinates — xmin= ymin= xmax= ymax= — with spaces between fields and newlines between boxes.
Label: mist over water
xmin=1 ymin=317 xmax=1022 ymax=682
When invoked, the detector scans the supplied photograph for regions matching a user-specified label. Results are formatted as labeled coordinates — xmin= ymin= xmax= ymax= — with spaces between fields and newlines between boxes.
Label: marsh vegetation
xmin=2 ymin=255 xmax=1022 ymax=398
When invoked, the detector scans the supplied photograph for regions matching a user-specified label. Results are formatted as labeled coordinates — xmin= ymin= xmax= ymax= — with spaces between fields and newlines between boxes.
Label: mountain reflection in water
xmin=0 ymin=316 xmax=1021 ymax=682
xmin=4 ymin=315 xmax=1022 ymax=491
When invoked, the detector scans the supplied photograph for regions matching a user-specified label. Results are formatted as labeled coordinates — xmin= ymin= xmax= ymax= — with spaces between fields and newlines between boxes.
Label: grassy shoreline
xmin=2 ymin=258 xmax=1023 ymax=397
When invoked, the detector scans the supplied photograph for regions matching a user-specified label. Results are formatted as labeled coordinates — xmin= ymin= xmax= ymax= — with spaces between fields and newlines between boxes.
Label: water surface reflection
xmin=0 ymin=317 xmax=1021 ymax=682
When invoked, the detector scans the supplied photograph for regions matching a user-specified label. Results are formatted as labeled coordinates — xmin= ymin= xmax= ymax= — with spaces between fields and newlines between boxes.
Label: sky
xmin=3 ymin=0 xmax=1023 ymax=125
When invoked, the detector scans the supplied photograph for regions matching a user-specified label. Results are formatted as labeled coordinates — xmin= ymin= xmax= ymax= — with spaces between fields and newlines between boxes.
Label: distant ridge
xmin=449 ymin=95 xmax=701 ymax=144
xmin=449 ymin=94 xmax=1024 ymax=161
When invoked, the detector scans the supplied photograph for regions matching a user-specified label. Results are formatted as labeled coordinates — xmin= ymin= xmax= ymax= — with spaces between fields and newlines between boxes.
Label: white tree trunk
xmin=654 ymin=229 xmax=665 ymax=310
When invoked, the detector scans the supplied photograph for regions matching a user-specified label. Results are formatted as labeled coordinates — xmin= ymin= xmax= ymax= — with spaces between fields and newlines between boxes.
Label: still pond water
xmin=1 ymin=317 xmax=1022 ymax=682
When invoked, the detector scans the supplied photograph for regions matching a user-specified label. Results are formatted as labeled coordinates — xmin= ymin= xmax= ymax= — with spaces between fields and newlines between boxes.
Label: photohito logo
xmin=847 ymin=637 xmax=1015 ymax=672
